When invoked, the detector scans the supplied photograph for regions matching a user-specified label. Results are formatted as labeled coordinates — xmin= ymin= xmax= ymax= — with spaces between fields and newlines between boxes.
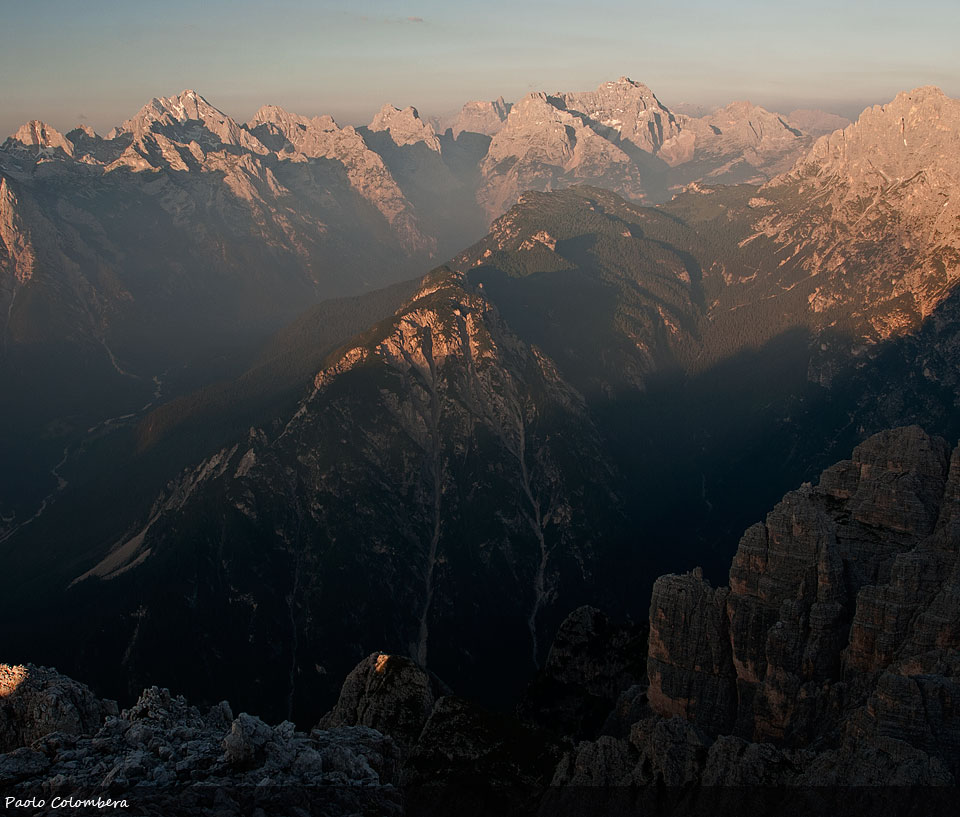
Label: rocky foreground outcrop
xmin=318 ymin=652 xmax=449 ymax=752
xmin=0 ymin=656 xmax=556 ymax=816
xmin=1 ymin=665 xmax=402 ymax=815
xmin=0 ymin=664 xmax=111 ymax=754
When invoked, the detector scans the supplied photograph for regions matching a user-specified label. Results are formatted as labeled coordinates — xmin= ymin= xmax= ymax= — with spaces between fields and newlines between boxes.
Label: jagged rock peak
xmin=717 ymin=99 xmax=758 ymax=113
xmin=248 ymin=104 xmax=338 ymax=133
xmin=564 ymin=76 xmax=662 ymax=100
xmin=70 ymin=124 xmax=97 ymax=139
xmin=3 ymin=120 xmax=74 ymax=157
xmin=248 ymin=103 xmax=300 ymax=128
xmin=450 ymin=96 xmax=512 ymax=136
xmin=478 ymin=98 xmax=641 ymax=218
xmin=758 ymin=86 xmax=960 ymax=309
xmin=559 ymin=76 xmax=682 ymax=153
xmin=696 ymin=100 xmax=805 ymax=142
xmin=504 ymin=91 xmax=564 ymax=119
xmin=318 ymin=652 xmax=445 ymax=751
xmin=647 ymin=425 xmax=960 ymax=748
xmin=112 ymin=89 xmax=267 ymax=153
xmin=557 ymin=426 xmax=960 ymax=789
xmin=604 ymin=76 xmax=658 ymax=94
xmin=370 ymin=103 xmax=422 ymax=127
xmin=245 ymin=102 xmax=429 ymax=252
xmin=895 ymin=84 xmax=949 ymax=102
xmin=246 ymin=105 xmax=341 ymax=153
xmin=124 ymin=89 xmax=221 ymax=127
xmin=785 ymin=85 xmax=960 ymax=181
xmin=369 ymin=104 xmax=441 ymax=152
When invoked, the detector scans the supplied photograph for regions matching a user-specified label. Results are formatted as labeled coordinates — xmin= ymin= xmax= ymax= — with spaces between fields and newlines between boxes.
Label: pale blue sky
xmin=2 ymin=0 xmax=958 ymax=137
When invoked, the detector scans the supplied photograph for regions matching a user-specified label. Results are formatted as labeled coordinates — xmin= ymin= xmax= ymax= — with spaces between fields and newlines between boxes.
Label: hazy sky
xmin=2 ymin=0 xmax=958 ymax=138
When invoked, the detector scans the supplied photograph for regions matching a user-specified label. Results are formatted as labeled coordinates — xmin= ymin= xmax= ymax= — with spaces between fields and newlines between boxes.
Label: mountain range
xmin=1 ymin=81 xmax=958 ymax=748
xmin=0 ymin=78 xmax=844 ymax=541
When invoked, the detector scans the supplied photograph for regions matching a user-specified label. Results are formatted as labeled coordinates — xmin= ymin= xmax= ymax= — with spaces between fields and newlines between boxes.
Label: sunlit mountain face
xmin=2 ymin=80 xmax=960 ymax=804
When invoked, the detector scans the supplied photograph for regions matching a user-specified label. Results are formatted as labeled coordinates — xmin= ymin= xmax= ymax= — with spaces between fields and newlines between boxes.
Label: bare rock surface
xmin=1 ymin=672 xmax=402 ymax=815
xmin=473 ymin=77 xmax=815 ymax=215
xmin=544 ymin=426 xmax=947 ymax=792
xmin=2 ymin=121 xmax=74 ymax=159
xmin=450 ymin=97 xmax=511 ymax=137
xmin=647 ymin=427 xmax=958 ymax=753
xmin=247 ymin=103 xmax=430 ymax=251
xmin=369 ymin=105 xmax=442 ymax=153
xmin=6 ymin=451 xmax=960 ymax=815
xmin=532 ymin=430 xmax=957 ymax=810
xmin=478 ymin=90 xmax=644 ymax=218
xmin=646 ymin=570 xmax=737 ymax=735
xmin=0 ymin=664 xmax=110 ymax=753
xmin=317 ymin=652 xmax=447 ymax=751
xmin=664 ymin=101 xmax=812 ymax=184
xmin=558 ymin=77 xmax=682 ymax=155
xmin=754 ymin=87 xmax=960 ymax=341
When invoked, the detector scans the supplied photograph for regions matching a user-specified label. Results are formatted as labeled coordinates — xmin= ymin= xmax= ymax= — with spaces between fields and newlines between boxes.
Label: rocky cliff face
xmin=247 ymin=103 xmax=430 ymax=252
xmin=0 ymin=100 xmax=431 ymax=304
xmin=641 ymin=426 xmax=960 ymax=777
xmin=449 ymin=97 xmax=512 ymax=137
xmin=517 ymin=606 xmax=646 ymax=740
xmin=747 ymin=86 xmax=960 ymax=341
xmin=0 ymin=657 xmax=563 ymax=816
xmin=663 ymin=101 xmax=812 ymax=184
xmin=478 ymin=91 xmax=644 ymax=219
xmin=0 ymin=89 xmax=445 ymax=380
xmin=318 ymin=653 xmax=448 ymax=751
xmin=501 ymin=428 xmax=960 ymax=801
xmin=316 ymin=652 xmax=563 ymax=814
xmin=111 ymin=90 xmax=268 ymax=154
xmin=0 ymin=78 xmax=871 ymax=403
xmin=0 ymin=88 xmax=452 ymax=542
xmin=0 ymin=175 xmax=37 ymax=338
xmin=369 ymin=105 xmax=442 ymax=153
xmin=558 ymin=77 xmax=682 ymax=155
xmin=16 ymin=135 xmax=960 ymax=726
xmin=475 ymin=78 xmax=817 ymax=218
xmin=0 ymin=78 xmax=829 ymax=464
xmin=360 ymin=105 xmax=485 ymax=256
xmin=3 ymin=121 xmax=74 ymax=159
xmin=0 ymin=664 xmax=110 ymax=754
